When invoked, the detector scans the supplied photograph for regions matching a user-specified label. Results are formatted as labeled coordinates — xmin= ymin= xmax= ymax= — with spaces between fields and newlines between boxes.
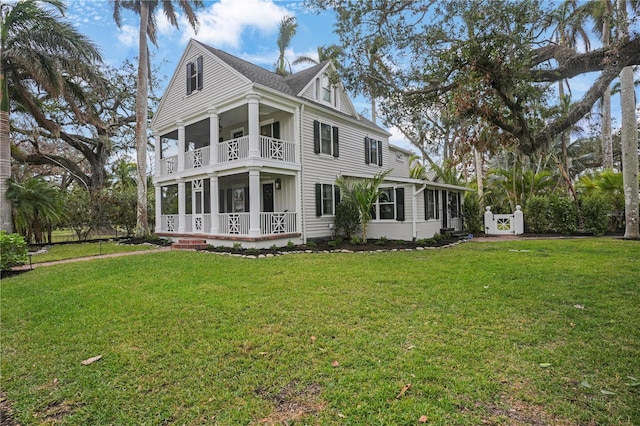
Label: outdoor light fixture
xmin=275 ymin=178 xmax=282 ymax=190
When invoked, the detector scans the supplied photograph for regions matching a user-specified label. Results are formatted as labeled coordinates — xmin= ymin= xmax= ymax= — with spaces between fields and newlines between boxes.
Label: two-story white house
xmin=152 ymin=39 xmax=467 ymax=248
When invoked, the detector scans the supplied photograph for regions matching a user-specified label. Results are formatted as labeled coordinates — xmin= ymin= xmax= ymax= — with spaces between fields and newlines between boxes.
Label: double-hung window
xmin=313 ymin=121 xmax=339 ymax=157
xmin=449 ymin=192 xmax=461 ymax=218
xmin=425 ymin=189 xmax=439 ymax=220
xmin=365 ymin=137 xmax=383 ymax=166
xmin=371 ymin=187 xmax=405 ymax=221
xmin=186 ymin=56 xmax=203 ymax=95
xmin=315 ymin=183 xmax=340 ymax=216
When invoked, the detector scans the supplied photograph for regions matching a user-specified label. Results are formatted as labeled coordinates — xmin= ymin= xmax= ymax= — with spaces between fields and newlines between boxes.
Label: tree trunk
xmin=1 ymin=69 xmax=14 ymax=232
xmin=135 ymin=1 xmax=150 ymax=237
xmin=618 ymin=0 xmax=639 ymax=239
xmin=473 ymin=147 xmax=484 ymax=201
xmin=601 ymin=13 xmax=613 ymax=169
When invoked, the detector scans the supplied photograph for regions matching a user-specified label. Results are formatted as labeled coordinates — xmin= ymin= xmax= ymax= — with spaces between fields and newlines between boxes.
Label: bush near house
xmin=525 ymin=195 xmax=551 ymax=233
xmin=580 ymin=193 xmax=613 ymax=236
xmin=0 ymin=232 xmax=28 ymax=271
xmin=462 ymin=192 xmax=483 ymax=233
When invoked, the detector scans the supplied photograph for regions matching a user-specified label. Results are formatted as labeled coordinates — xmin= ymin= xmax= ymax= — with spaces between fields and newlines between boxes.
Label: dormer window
xmin=186 ymin=56 xmax=203 ymax=95
xmin=322 ymin=75 xmax=331 ymax=102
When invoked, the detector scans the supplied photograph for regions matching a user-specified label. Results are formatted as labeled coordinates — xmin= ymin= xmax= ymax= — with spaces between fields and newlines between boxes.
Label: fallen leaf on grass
xmin=600 ymin=389 xmax=615 ymax=395
xmin=337 ymin=413 xmax=345 ymax=418
xmin=396 ymin=383 xmax=411 ymax=399
xmin=81 ymin=355 xmax=102 ymax=365
xmin=331 ymin=360 xmax=340 ymax=367
xmin=574 ymin=304 xmax=585 ymax=309
xmin=419 ymin=415 xmax=428 ymax=423
xmin=539 ymin=363 xmax=552 ymax=368
xmin=580 ymin=381 xmax=591 ymax=388
xmin=310 ymin=335 xmax=317 ymax=342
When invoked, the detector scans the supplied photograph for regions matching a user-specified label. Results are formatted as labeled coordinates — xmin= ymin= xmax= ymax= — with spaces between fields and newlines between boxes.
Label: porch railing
xmin=185 ymin=146 xmax=210 ymax=169
xmin=160 ymin=156 xmax=178 ymax=175
xmin=218 ymin=136 xmax=250 ymax=162
xmin=260 ymin=212 xmax=297 ymax=234
xmin=219 ymin=213 xmax=250 ymax=235
xmin=260 ymin=136 xmax=295 ymax=162
xmin=160 ymin=214 xmax=178 ymax=232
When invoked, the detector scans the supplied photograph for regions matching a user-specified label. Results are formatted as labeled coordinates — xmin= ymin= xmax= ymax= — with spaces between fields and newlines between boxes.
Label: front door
xmin=262 ymin=183 xmax=274 ymax=213
xmin=441 ymin=190 xmax=448 ymax=229
xmin=192 ymin=179 xmax=204 ymax=232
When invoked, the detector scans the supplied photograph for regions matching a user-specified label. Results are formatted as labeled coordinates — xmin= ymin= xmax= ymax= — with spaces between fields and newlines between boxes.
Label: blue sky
xmin=64 ymin=0 xmax=637 ymax=154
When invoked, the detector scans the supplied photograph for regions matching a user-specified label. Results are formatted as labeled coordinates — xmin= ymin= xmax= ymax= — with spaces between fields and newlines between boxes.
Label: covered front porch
xmin=155 ymin=170 xmax=301 ymax=248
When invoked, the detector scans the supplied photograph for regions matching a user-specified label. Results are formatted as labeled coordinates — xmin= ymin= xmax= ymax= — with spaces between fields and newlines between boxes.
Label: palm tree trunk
xmin=618 ymin=0 xmax=639 ymax=239
xmin=601 ymin=12 xmax=613 ymax=169
xmin=135 ymin=1 xmax=150 ymax=237
xmin=473 ymin=147 xmax=484 ymax=201
xmin=0 ymin=71 xmax=14 ymax=232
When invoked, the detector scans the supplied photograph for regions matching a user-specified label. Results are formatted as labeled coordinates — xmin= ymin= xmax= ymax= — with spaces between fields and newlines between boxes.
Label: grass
xmin=1 ymin=238 xmax=639 ymax=425
xmin=28 ymin=241 xmax=158 ymax=263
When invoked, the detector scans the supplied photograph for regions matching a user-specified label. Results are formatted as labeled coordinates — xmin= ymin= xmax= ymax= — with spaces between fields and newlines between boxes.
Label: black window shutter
xmin=226 ymin=188 xmax=232 ymax=212
xmin=364 ymin=137 xmax=370 ymax=164
xmin=219 ymin=189 xmax=225 ymax=213
xmin=370 ymin=204 xmax=376 ymax=220
xmin=196 ymin=56 xmax=203 ymax=90
xmin=424 ymin=190 xmax=428 ymax=220
xmin=334 ymin=186 xmax=341 ymax=209
xmin=396 ymin=187 xmax=405 ymax=221
xmin=315 ymin=183 xmax=322 ymax=216
xmin=186 ymin=63 xmax=193 ymax=95
xmin=332 ymin=126 xmax=339 ymax=157
xmin=313 ymin=120 xmax=320 ymax=154
xmin=273 ymin=121 xmax=280 ymax=139
xmin=244 ymin=186 xmax=250 ymax=212
xmin=378 ymin=140 xmax=383 ymax=166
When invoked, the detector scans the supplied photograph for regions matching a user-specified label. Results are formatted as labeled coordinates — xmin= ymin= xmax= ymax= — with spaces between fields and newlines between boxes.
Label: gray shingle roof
xmin=194 ymin=40 xmax=387 ymax=134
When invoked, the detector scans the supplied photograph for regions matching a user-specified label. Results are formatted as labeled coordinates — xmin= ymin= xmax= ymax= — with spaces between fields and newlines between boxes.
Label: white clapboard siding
xmin=152 ymin=43 xmax=249 ymax=131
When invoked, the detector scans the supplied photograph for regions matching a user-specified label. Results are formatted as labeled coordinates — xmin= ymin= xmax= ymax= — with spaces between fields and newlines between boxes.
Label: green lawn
xmin=1 ymin=238 xmax=639 ymax=425
xmin=28 ymin=241 xmax=158 ymax=263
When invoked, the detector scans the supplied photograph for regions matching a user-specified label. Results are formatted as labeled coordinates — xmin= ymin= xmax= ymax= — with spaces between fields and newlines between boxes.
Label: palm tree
xmin=616 ymin=0 xmax=639 ymax=239
xmin=275 ymin=15 xmax=297 ymax=76
xmin=292 ymin=44 xmax=342 ymax=67
xmin=335 ymin=169 xmax=391 ymax=243
xmin=1 ymin=0 xmax=102 ymax=233
xmin=111 ymin=0 xmax=203 ymax=237
xmin=6 ymin=177 xmax=62 ymax=243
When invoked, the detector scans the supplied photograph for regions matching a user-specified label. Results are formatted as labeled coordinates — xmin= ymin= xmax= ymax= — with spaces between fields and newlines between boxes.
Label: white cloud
xmin=117 ymin=25 xmax=138 ymax=48
xmin=178 ymin=0 xmax=292 ymax=48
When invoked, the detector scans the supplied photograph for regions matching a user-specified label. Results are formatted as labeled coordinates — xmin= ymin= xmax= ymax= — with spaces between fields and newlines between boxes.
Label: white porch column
xmin=155 ymin=185 xmax=162 ymax=233
xmin=248 ymin=167 xmax=261 ymax=236
xmin=208 ymin=108 xmax=219 ymax=164
xmin=152 ymin=129 xmax=161 ymax=176
xmin=247 ymin=94 xmax=260 ymax=158
xmin=209 ymin=172 xmax=219 ymax=235
xmin=177 ymin=121 xmax=185 ymax=172
xmin=177 ymin=178 xmax=186 ymax=233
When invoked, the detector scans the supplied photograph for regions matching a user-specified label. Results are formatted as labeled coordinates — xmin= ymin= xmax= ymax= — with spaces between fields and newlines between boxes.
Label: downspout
xmin=413 ymin=182 xmax=427 ymax=240
xmin=299 ymin=104 xmax=306 ymax=243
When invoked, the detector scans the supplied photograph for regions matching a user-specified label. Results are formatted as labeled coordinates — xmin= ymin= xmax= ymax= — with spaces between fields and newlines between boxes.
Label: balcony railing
xmin=186 ymin=146 xmax=210 ymax=169
xmin=160 ymin=156 xmax=178 ymax=175
xmin=159 ymin=212 xmax=297 ymax=236
xmin=218 ymin=136 xmax=250 ymax=163
xmin=260 ymin=136 xmax=295 ymax=162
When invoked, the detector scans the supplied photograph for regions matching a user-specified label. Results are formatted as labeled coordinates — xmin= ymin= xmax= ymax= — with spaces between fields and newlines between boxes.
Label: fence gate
xmin=484 ymin=206 xmax=524 ymax=235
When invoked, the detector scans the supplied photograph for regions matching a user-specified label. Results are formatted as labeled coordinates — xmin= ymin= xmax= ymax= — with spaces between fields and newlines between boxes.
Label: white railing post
xmin=484 ymin=206 xmax=494 ymax=235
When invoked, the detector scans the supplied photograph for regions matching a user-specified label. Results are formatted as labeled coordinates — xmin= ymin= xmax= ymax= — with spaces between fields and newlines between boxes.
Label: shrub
xmin=350 ymin=236 xmax=362 ymax=245
xmin=462 ymin=192 xmax=483 ymax=233
xmin=525 ymin=195 xmax=550 ymax=233
xmin=549 ymin=195 xmax=577 ymax=235
xmin=580 ymin=193 xmax=613 ymax=236
xmin=334 ymin=200 xmax=360 ymax=239
xmin=0 ymin=232 xmax=28 ymax=271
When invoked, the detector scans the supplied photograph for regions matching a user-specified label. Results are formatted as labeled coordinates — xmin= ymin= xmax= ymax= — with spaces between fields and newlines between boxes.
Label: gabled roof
xmin=192 ymin=39 xmax=387 ymax=134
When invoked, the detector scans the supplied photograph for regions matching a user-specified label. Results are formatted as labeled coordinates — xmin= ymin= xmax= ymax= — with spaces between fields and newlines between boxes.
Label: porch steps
xmin=172 ymin=239 xmax=209 ymax=250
